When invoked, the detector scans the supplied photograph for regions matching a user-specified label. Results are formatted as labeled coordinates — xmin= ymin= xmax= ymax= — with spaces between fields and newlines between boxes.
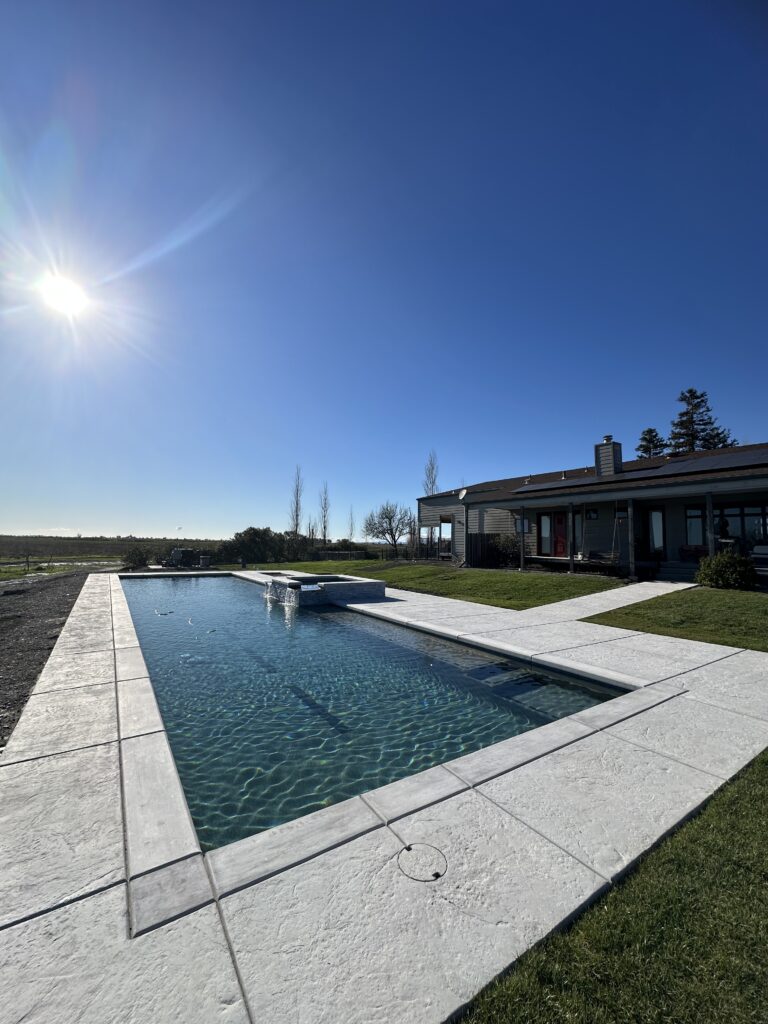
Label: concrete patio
xmin=2 ymin=572 xmax=767 ymax=1023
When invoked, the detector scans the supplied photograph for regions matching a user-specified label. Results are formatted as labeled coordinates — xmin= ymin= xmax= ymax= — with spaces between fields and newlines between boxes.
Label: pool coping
xmin=0 ymin=571 xmax=701 ymax=930
xmin=3 ymin=572 xmax=768 ymax=1022
xmin=122 ymin=573 xmax=691 ymax=918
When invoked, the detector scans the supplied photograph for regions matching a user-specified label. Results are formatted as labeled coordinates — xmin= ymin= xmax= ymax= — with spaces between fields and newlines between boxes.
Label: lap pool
xmin=122 ymin=576 xmax=618 ymax=851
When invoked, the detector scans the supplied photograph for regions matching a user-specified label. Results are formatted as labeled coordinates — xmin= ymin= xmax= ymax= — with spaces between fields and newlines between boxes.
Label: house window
xmin=538 ymin=514 xmax=552 ymax=555
xmin=718 ymin=508 xmax=742 ymax=542
xmin=648 ymin=509 xmax=665 ymax=556
xmin=685 ymin=507 xmax=705 ymax=546
xmin=713 ymin=505 xmax=768 ymax=553
xmin=744 ymin=508 xmax=766 ymax=549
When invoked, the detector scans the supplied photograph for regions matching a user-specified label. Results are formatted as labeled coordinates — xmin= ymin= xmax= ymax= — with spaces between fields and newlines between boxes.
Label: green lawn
xmin=251 ymin=560 xmax=622 ymax=610
xmin=587 ymin=586 xmax=768 ymax=653
xmin=461 ymin=749 xmax=768 ymax=1024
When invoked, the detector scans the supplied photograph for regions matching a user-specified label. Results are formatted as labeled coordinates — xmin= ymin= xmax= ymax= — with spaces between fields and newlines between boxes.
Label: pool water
xmin=122 ymin=576 xmax=617 ymax=851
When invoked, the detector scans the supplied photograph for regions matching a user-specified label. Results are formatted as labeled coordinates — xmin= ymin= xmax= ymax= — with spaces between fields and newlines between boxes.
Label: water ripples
xmin=123 ymin=577 xmax=614 ymax=850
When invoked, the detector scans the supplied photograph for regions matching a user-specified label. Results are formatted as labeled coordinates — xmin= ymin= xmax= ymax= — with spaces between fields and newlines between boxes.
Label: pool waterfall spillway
xmin=261 ymin=570 xmax=386 ymax=606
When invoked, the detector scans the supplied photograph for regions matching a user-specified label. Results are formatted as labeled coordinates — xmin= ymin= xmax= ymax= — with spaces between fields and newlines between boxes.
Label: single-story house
xmin=417 ymin=437 xmax=768 ymax=580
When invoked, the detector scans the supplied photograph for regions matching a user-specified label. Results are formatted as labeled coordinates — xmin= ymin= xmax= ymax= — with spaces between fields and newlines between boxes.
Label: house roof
xmin=419 ymin=443 xmax=768 ymax=505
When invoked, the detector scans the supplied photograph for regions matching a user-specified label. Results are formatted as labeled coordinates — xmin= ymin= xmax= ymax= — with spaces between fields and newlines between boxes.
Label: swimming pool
xmin=123 ymin=576 xmax=618 ymax=850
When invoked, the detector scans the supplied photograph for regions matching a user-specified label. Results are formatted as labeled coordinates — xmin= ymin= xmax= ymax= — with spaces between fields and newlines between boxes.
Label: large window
xmin=539 ymin=514 xmax=552 ymax=555
xmin=744 ymin=508 xmax=766 ymax=549
xmin=685 ymin=507 xmax=705 ymax=546
xmin=687 ymin=504 xmax=768 ymax=553
xmin=648 ymin=509 xmax=665 ymax=557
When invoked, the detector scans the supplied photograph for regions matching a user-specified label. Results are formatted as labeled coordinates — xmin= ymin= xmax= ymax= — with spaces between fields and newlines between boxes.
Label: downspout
xmin=568 ymin=503 xmax=575 ymax=573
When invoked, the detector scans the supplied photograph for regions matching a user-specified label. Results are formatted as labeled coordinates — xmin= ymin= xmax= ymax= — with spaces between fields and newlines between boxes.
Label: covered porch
xmin=462 ymin=484 xmax=768 ymax=580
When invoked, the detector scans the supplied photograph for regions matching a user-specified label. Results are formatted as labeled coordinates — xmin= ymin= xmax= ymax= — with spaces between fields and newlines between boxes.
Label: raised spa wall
xmin=261 ymin=571 xmax=386 ymax=606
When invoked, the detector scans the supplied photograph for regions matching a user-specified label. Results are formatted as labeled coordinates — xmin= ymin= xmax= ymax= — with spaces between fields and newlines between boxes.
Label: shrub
xmin=694 ymin=551 xmax=758 ymax=590
xmin=122 ymin=546 xmax=150 ymax=570
xmin=486 ymin=534 xmax=521 ymax=568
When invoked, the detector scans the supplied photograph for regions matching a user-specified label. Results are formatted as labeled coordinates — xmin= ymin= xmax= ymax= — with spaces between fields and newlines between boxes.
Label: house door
xmin=553 ymin=513 xmax=568 ymax=557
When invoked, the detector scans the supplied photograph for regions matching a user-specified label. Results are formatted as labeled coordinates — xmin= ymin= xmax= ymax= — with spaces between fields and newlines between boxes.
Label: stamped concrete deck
xmin=2 ymin=572 xmax=767 ymax=1023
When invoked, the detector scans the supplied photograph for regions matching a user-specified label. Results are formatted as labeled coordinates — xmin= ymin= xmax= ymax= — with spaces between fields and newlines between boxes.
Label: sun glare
xmin=38 ymin=274 xmax=89 ymax=318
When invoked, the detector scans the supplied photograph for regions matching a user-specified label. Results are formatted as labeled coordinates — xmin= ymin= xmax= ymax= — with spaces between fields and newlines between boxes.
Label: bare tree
xmin=319 ymin=482 xmax=330 ymax=546
xmin=305 ymin=516 xmax=317 ymax=547
xmin=289 ymin=465 xmax=303 ymax=535
xmin=347 ymin=506 xmax=355 ymax=545
xmin=423 ymin=449 xmax=439 ymax=496
xmin=362 ymin=502 xmax=413 ymax=559
xmin=405 ymin=512 xmax=419 ymax=559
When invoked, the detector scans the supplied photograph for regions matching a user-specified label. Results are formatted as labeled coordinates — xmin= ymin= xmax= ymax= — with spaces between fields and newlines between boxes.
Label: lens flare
xmin=38 ymin=274 xmax=89 ymax=317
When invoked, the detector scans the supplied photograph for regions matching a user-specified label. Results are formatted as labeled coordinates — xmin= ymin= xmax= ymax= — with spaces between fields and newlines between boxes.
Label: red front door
xmin=553 ymin=513 xmax=568 ymax=557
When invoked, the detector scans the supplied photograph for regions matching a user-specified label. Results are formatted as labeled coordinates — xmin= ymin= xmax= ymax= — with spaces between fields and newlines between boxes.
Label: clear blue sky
xmin=1 ymin=1 xmax=766 ymax=539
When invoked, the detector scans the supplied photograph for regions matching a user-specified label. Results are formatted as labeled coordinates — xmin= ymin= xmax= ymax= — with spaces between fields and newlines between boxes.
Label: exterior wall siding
xmin=417 ymin=496 xmax=465 ymax=560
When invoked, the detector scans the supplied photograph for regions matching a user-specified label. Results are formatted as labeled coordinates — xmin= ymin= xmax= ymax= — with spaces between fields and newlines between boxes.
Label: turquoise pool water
xmin=122 ymin=576 xmax=617 ymax=850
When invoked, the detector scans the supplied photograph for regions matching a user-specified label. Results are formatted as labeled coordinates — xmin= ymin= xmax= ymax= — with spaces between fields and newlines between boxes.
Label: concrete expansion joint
xmin=0 ymin=879 xmax=126 ymax=935
xmin=683 ymin=690 xmax=768 ymax=726
xmin=128 ymin=849 xmax=201 ymax=883
xmin=0 ymin=737 xmax=118 ymax=770
xmin=606 ymin=730 xmax=728 ymax=783
xmin=541 ymin=630 xmax=644 ymax=655
xmin=200 ymin=854 xmax=259 ymax=1024
xmin=360 ymin=792 xmax=412 ymax=850
xmin=656 ymin=647 xmax=745 ymax=685
xmin=475 ymin=785 xmax=613 ymax=886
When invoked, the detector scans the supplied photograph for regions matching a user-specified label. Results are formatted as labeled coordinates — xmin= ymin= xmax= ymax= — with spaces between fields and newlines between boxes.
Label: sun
xmin=38 ymin=274 xmax=90 ymax=318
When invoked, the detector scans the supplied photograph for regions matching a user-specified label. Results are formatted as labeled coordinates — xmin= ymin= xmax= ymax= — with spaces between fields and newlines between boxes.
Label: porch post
xmin=627 ymin=498 xmax=636 ymax=578
xmin=519 ymin=507 xmax=526 ymax=571
xmin=568 ymin=503 xmax=575 ymax=573
xmin=706 ymin=493 xmax=715 ymax=556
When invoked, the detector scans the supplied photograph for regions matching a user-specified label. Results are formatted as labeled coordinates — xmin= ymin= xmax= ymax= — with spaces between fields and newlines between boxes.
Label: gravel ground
xmin=0 ymin=571 xmax=88 ymax=748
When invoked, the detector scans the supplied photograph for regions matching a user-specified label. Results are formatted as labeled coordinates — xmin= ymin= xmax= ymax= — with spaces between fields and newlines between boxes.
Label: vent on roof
xmin=595 ymin=435 xmax=623 ymax=476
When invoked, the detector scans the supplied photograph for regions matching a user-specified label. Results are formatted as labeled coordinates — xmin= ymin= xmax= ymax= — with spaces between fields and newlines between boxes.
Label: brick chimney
xmin=594 ymin=435 xmax=623 ymax=476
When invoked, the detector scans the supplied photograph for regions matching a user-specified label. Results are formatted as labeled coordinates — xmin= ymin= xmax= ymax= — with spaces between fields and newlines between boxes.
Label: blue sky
xmin=1 ymin=1 xmax=766 ymax=539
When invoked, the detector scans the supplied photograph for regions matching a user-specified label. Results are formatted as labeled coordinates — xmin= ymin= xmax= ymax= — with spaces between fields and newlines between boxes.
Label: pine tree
xmin=667 ymin=389 xmax=737 ymax=454
xmin=635 ymin=427 xmax=667 ymax=459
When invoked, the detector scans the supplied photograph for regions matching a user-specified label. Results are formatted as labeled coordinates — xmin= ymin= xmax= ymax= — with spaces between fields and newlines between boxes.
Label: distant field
xmin=0 ymin=555 xmax=122 ymax=582
xmin=0 ymin=534 xmax=220 ymax=558
xmin=0 ymin=534 xmax=220 ymax=583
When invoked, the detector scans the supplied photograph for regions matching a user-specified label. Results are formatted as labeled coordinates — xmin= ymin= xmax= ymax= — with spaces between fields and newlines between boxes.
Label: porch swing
xmin=574 ymin=503 xmax=621 ymax=565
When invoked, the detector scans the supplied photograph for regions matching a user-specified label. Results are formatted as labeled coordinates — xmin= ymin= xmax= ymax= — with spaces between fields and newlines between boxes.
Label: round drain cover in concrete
xmin=397 ymin=844 xmax=447 ymax=882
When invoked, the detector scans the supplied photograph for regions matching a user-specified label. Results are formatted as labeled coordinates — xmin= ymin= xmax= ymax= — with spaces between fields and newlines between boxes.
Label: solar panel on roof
xmin=514 ymin=447 xmax=768 ymax=494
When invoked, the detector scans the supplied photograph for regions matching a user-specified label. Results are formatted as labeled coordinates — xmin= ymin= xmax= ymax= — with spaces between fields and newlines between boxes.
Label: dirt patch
xmin=0 ymin=572 xmax=88 ymax=748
